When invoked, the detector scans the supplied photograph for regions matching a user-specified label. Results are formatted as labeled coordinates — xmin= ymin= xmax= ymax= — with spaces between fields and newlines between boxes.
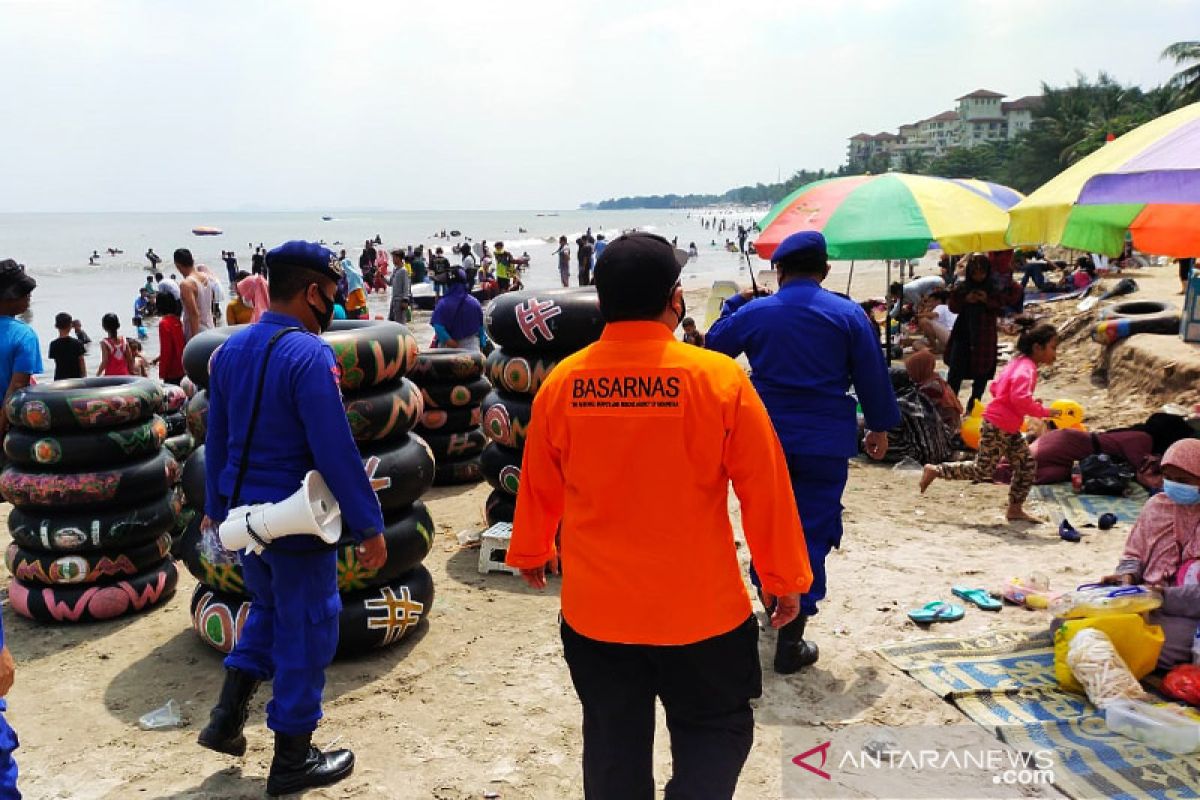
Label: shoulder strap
xmin=228 ymin=326 xmax=303 ymax=508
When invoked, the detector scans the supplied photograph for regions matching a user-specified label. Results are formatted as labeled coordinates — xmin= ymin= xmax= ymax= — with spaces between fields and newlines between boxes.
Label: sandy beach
xmin=1 ymin=259 xmax=1190 ymax=799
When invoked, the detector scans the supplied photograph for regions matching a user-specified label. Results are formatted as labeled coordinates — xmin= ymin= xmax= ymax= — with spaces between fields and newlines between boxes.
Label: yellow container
xmin=1054 ymin=613 xmax=1165 ymax=694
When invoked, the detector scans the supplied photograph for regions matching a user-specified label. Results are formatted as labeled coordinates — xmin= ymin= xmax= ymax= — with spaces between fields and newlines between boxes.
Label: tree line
xmin=584 ymin=41 xmax=1200 ymax=208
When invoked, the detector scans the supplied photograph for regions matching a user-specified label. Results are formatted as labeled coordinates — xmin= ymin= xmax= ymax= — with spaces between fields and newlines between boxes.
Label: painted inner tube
xmin=483 ymin=288 xmax=605 ymax=356
xmin=8 ymin=489 xmax=182 ymax=553
xmin=182 ymin=326 xmax=242 ymax=389
xmin=3 ymin=415 xmax=168 ymax=469
xmin=162 ymin=410 xmax=188 ymax=437
xmin=189 ymin=565 xmax=434 ymax=657
xmin=485 ymin=349 xmax=560 ymax=396
xmin=433 ymin=455 xmax=483 ymax=486
xmin=163 ymin=433 xmax=196 ymax=462
xmin=423 ymin=427 xmax=488 ymax=461
xmin=480 ymin=442 xmax=522 ymax=496
xmin=338 ymin=564 xmax=434 ymax=656
xmin=177 ymin=500 xmax=435 ymax=595
xmin=160 ymin=383 xmax=188 ymax=414
xmin=0 ymin=449 xmax=180 ymax=510
xmin=6 ymin=377 xmax=164 ymax=433
xmin=9 ymin=558 xmax=178 ymax=624
xmin=323 ymin=319 xmax=420 ymax=392
xmin=420 ymin=377 xmax=491 ymax=410
xmin=363 ymin=434 xmax=436 ymax=513
xmin=481 ymin=391 xmax=532 ymax=449
xmin=6 ymin=532 xmax=172 ymax=585
xmin=409 ymin=348 xmax=487 ymax=384
xmin=186 ymin=390 xmax=208 ymax=443
xmin=180 ymin=445 xmax=206 ymax=508
xmin=415 ymin=404 xmax=482 ymax=436
xmin=1103 ymin=300 xmax=1177 ymax=319
xmin=485 ymin=488 xmax=515 ymax=526
xmin=344 ymin=378 xmax=423 ymax=443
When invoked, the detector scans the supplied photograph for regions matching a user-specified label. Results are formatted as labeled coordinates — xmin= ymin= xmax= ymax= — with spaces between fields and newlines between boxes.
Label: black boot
xmin=774 ymin=615 xmax=819 ymax=674
xmin=266 ymin=732 xmax=355 ymax=797
xmin=197 ymin=668 xmax=261 ymax=756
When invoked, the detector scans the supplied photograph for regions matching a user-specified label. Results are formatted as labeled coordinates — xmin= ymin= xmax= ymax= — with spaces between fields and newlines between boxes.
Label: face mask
xmin=308 ymin=289 xmax=335 ymax=332
xmin=1163 ymin=479 xmax=1200 ymax=506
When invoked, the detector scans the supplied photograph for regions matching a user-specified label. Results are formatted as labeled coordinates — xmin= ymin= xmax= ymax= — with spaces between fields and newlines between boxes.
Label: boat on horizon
xmin=192 ymin=226 xmax=223 ymax=236
xmin=321 ymin=215 xmax=334 ymax=221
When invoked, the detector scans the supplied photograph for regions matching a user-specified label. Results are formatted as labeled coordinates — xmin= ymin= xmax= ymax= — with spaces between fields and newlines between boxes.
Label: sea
xmin=0 ymin=208 xmax=902 ymax=379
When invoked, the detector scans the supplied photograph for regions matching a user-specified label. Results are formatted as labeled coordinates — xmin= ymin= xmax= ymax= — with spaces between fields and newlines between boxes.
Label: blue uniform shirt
xmin=0 ymin=316 xmax=42 ymax=393
xmin=205 ymin=311 xmax=385 ymax=545
xmin=706 ymin=279 xmax=900 ymax=458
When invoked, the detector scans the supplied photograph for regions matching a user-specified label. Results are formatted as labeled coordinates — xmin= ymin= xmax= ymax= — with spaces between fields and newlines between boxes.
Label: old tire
xmin=0 ymin=449 xmax=180 ymax=510
xmin=323 ymin=319 xmax=420 ymax=392
xmin=485 ymin=349 xmax=560 ymax=396
xmin=162 ymin=410 xmax=187 ymax=437
xmin=182 ymin=326 xmax=241 ymax=389
xmin=160 ymin=383 xmax=189 ymax=414
xmin=423 ymin=427 xmax=488 ymax=461
xmin=420 ymin=377 xmax=491 ymax=410
xmin=1103 ymin=300 xmax=1176 ymax=320
xmin=163 ymin=432 xmax=196 ymax=462
xmin=180 ymin=446 xmax=206 ymax=508
xmin=363 ymin=434 xmax=436 ymax=513
xmin=344 ymin=378 xmax=423 ymax=443
xmin=415 ymin=405 xmax=482 ymax=436
xmin=409 ymin=348 xmax=487 ymax=384
xmin=9 ymin=558 xmax=178 ymax=623
xmin=6 ymin=532 xmax=172 ymax=585
xmin=433 ymin=455 xmax=483 ymax=486
xmin=480 ymin=443 xmax=522 ymax=496
xmin=6 ymin=377 xmax=163 ymax=433
xmin=8 ymin=489 xmax=183 ymax=553
xmin=3 ymin=415 xmax=168 ymax=468
xmin=189 ymin=584 xmax=251 ymax=654
xmin=484 ymin=488 xmax=515 ymax=525
xmin=337 ymin=564 xmax=435 ymax=656
xmin=483 ymin=288 xmax=604 ymax=356
xmin=480 ymin=391 xmax=532 ymax=449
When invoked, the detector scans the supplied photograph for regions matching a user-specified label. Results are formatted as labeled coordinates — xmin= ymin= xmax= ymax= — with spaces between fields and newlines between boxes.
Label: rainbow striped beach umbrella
xmin=1008 ymin=101 xmax=1200 ymax=257
xmin=754 ymin=173 xmax=1023 ymax=261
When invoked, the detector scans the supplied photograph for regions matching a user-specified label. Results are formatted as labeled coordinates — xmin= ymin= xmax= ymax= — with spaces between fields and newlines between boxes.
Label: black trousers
xmin=561 ymin=616 xmax=761 ymax=800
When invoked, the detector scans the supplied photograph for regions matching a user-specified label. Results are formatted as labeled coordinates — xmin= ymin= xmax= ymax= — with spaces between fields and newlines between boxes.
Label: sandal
xmin=952 ymin=586 xmax=1002 ymax=612
xmin=907 ymin=601 xmax=965 ymax=624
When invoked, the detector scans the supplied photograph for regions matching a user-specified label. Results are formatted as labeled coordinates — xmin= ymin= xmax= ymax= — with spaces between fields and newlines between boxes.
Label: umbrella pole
xmin=885 ymin=259 xmax=893 ymax=363
xmin=846 ymin=260 xmax=856 ymax=295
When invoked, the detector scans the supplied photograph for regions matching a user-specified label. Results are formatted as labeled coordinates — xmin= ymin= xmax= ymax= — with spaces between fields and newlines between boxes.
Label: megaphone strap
xmin=243 ymin=511 xmax=269 ymax=550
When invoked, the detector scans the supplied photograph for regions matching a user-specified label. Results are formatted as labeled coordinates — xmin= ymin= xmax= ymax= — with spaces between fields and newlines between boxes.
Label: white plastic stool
xmin=478 ymin=522 xmax=520 ymax=575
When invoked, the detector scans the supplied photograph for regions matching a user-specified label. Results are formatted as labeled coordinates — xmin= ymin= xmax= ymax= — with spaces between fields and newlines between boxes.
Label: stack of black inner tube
xmin=159 ymin=383 xmax=193 ymax=461
xmin=480 ymin=288 xmax=606 ymax=526
xmin=408 ymin=349 xmax=489 ymax=486
xmin=1 ymin=377 xmax=180 ymax=623
xmin=178 ymin=319 xmax=438 ymax=657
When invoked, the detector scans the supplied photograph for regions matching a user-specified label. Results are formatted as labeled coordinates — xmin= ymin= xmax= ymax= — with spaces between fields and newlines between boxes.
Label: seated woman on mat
xmin=905 ymin=349 xmax=963 ymax=433
xmin=1095 ymin=439 xmax=1200 ymax=669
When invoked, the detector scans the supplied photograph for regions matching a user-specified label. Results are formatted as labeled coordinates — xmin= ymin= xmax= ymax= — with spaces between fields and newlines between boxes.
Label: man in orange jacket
xmin=507 ymin=232 xmax=812 ymax=800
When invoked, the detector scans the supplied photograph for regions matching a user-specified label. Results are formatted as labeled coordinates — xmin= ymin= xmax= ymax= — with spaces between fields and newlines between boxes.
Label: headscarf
xmin=905 ymin=349 xmax=963 ymax=419
xmin=431 ymin=270 xmax=483 ymax=341
xmin=1121 ymin=439 xmax=1200 ymax=584
xmin=237 ymin=274 xmax=270 ymax=323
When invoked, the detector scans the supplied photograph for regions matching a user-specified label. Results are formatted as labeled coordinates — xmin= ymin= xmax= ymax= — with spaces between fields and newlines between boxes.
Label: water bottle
xmin=1193 ymin=626 xmax=1200 ymax=666
xmin=1071 ymin=462 xmax=1083 ymax=493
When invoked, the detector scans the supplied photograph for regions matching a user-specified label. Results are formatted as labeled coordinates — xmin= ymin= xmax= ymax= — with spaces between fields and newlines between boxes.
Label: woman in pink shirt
xmin=920 ymin=323 xmax=1061 ymax=522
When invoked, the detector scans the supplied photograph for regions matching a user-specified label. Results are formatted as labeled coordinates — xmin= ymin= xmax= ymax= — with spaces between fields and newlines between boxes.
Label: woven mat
xmin=1033 ymin=482 xmax=1149 ymax=529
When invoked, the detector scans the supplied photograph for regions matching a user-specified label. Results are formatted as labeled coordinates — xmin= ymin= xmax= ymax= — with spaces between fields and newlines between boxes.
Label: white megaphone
xmin=219 ymin=471 xmax=342 ymax=555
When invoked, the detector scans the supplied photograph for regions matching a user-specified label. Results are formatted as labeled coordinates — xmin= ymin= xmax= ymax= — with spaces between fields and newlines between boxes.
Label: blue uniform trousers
xmin=751 ymin=454 xmax=849 ymax=618
xmin=225 ymin=546 xmax=341 ymax=736
xmin=0 ymin=702 xmax=19 ymax=800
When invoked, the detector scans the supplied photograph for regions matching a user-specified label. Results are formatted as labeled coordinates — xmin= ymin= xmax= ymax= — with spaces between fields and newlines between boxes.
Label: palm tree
xmin=1162 ymin=40 xmax=1200 ymax=106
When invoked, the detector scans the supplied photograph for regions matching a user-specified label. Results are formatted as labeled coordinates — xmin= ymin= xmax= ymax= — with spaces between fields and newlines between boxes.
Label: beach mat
xmin=876 ymin=629 xmax=1200 ymax=800
xmin=1033 ymin=482 xmax=1149 ymax=529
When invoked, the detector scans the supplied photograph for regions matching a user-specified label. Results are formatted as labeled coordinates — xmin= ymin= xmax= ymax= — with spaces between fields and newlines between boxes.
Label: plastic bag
xmin=200 ymin=516 xmax=241 ymax=566
xmin=1066 ymin=628 xmax=1149 ymax=709
xmin=1078 ymin=453 xmax=1135 ymax=496
xmin=1054 ymin=613 xmax=1164 ymax=692
xmin=1051 ymin=584 xmax=1162 ymax=620
xmin=1164 ymin=664 xmax=1200 ymax=707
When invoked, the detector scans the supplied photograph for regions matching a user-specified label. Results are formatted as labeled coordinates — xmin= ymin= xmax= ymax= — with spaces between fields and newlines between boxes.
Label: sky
xmin=0 ymin=0 xmax=1193 ymax=212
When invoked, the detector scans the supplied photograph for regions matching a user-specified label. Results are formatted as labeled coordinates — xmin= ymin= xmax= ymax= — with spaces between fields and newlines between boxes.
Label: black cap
xmin=265 ymin=241 xmax=342 ymax=283
xmin=593 ymin=233 xmax=688 ymax=322
xmin=0 ymin=259 xmax=36 ymax=300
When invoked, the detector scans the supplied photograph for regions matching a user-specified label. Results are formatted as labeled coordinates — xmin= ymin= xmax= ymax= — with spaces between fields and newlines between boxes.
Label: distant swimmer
xmin=145 ymin=248 xmax=162 ymax=271
xmin=89 ymin=250 xmax=99 ymax=265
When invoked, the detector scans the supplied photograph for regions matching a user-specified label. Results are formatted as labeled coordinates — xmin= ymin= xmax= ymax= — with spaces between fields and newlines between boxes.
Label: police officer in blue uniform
xmin=198 ymin=241 xmax=387 ymax=796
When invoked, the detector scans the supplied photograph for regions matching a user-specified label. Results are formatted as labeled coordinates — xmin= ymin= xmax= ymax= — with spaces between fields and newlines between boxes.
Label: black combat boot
xmin=266 ymin=732 xmax=355 ymax=797
xmin=197 ymin=668 xmax=261 ymax=756
xmin=774 ymin=615 xmax=820 ymax=674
